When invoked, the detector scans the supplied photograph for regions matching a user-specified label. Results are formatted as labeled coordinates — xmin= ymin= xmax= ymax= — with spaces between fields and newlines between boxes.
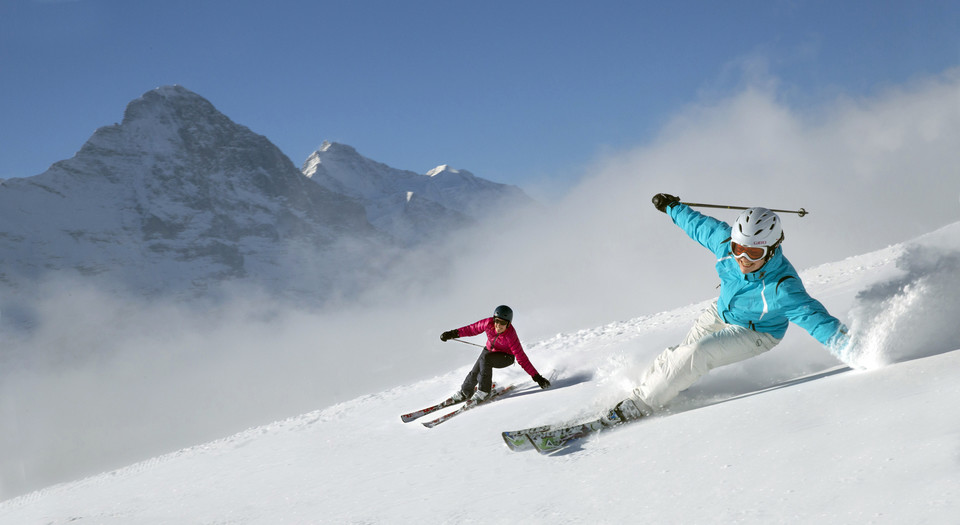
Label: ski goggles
xmin=731 ymin=242 xmax=768 ymax=262
xmin=493 ymin=317 xmax=510 ymax=326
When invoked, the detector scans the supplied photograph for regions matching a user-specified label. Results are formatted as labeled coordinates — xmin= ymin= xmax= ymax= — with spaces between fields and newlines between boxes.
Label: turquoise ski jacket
xmin=667 ymin=204 xmax=849 ymax=353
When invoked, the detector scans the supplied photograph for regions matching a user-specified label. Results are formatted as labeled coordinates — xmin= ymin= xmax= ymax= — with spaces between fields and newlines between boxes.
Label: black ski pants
xmin=460 ymin=348 xmax=515 ymax=395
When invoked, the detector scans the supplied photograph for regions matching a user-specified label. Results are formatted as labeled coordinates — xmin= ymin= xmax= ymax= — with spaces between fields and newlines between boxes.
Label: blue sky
xmin=1 ymin=0 xmax=957 ymax=197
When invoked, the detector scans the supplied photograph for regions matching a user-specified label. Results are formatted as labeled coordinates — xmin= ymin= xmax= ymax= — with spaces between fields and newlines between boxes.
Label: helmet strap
xmin=764 ymin=232 xmax=785 ymax=262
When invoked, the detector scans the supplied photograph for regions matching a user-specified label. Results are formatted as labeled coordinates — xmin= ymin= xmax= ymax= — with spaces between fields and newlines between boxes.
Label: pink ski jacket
xmin=457 ymin=317 xmax=540 ymax=378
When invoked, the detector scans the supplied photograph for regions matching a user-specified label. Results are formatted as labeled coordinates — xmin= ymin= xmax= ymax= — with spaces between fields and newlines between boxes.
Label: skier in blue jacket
xmin=608 ymin=193 xmax=851 ymax=423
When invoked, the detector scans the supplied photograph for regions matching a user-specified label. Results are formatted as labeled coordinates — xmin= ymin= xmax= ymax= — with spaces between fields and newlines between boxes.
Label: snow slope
xmin=1 ymin=224 xmax=958 ymax=524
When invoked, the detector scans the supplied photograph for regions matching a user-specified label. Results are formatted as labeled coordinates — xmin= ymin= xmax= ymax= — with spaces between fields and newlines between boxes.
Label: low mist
xmin=2 ymin=69 xmax=958 ymax=499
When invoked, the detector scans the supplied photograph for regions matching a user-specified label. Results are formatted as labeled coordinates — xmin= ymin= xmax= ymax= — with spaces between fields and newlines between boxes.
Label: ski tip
xmin=501 ymin=431 xmax=531 ymax=451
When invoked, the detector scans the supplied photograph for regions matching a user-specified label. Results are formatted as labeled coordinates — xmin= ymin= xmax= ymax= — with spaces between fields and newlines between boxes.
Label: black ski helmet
xmin=493 ymin=305 xmax=513 ymax=323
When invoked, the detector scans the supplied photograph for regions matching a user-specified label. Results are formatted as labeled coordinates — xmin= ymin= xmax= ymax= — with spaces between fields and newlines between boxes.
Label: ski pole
xmin=454 ymin=339 xmax=485 ymax=349
xmin=681 ymin=201 xmax=808 ymax=217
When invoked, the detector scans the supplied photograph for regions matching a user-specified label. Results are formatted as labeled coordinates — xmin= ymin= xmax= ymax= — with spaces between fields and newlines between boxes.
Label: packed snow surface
xmin=1 ymin=223 xmax=959 ymax=524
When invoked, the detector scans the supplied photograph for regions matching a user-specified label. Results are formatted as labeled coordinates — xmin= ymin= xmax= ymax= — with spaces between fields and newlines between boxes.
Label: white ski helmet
xmin=731 ymin=207 xmax=783 ymax=249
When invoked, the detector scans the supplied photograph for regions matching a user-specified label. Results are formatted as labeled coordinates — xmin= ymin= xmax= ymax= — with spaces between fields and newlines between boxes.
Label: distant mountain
xmin=0 ymin=86 xmax=535 ymax=307
xmin=0 ymin=85 xmax=380 ymax=301
xmin=302 ymin=142 xmax=533 ymax=244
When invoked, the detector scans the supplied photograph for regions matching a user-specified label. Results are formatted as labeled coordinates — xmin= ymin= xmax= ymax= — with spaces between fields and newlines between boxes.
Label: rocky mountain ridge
xmin=302 ymin=141 xmax=531 ymax=244
xmin=0 ymin=86 xmax=531 ymax=307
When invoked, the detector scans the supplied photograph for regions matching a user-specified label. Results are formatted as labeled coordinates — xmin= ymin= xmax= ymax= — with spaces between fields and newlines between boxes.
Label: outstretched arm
xmin=779 ymin=280 xmax=851 ymax=359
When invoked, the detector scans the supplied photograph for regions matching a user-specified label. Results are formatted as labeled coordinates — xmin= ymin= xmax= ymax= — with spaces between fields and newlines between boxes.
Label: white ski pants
xmin=632 ymin=301 xmax=781 ymax=409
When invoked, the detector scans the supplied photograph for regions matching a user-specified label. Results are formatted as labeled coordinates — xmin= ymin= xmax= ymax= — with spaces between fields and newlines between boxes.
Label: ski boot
xmin=600 ymin=397 xmax=653 ymax=427
xmin=451 ymin=390 xmax=471 ymax=403
xmin=470 ymin=389 xmax=490 ymax=403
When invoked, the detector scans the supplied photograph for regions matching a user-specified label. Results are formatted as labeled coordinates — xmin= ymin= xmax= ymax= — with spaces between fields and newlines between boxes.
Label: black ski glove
xmin=440 ymin=329 xmax=460 ymax=342
xmin=532 ymin=374 xmax=551 ymax=389
xmin=652 ymin=193 xmax=680 ymax=213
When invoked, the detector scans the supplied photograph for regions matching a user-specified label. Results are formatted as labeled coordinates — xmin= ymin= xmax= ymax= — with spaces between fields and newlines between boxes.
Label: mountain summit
xmin=303 ymin=141 xmax=532 ymax=244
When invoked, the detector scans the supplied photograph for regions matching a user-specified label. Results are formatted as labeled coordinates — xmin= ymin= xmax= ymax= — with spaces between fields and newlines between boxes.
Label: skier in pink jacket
xmin=441 ymin=305 xmax=551 ymax=402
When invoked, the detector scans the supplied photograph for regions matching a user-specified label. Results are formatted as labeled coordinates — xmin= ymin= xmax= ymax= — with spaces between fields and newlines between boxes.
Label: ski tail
xmin=400 ymin=383 xmax=501 ymax=423
xmin=400 ymin=396 xmax=461 ymax=423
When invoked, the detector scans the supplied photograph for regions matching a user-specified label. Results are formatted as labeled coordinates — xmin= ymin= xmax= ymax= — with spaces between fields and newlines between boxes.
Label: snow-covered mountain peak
xmin=301 ymin=141 xmax=533 ymax=244
xmin=426 ymin=164 xmax=452 ymax=176
xmin=131 ymin=84 xmax=200 ymax=107
xmin=0 ymin=83 xmax=535 ymax=305
xmin=316 ymin=140 xmax=356 ymax=155
xmin=426 ymin=163 xmax=479 ymax=179
xmin=302 ymin=141 xmax=370 ymax=180
xmin=425 ymin=164 xmax=480 ymax=185
xmin=119 ymin=84 xmax=220 ymax=132
xmin=65 ymin=84 xmax=276 ymax=174
xmin=0 ymin=86 xmax=376 ymax=297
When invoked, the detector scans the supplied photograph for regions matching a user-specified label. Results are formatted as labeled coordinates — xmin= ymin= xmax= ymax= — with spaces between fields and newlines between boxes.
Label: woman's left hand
xmin=533 ymin=374 xmax=551 ymax=389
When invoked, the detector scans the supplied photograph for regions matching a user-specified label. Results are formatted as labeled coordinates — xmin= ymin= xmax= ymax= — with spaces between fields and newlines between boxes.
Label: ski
xmin=505 ymin=417 xmax=611 ymax=454
xmin=400 ymin=395 xmax=462 ymax=423
xmin=400 ymin=383 xmax=500 ymax=423
xmin=507 ymin=366 xmax=854 ymax=454
xmin=421 ymin=384 xmax=518 ymax=428
xmin=504 ymin=398 xmax=648 ymax=454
